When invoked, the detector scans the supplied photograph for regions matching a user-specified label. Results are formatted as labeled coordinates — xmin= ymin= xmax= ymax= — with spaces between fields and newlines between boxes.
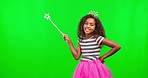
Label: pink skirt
xmin=73 ymin=60 xmax=112 ymax=78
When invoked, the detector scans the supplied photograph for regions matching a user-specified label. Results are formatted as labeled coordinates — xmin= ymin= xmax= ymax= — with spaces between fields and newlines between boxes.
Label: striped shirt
xmin=79 ymin=36 xmax=104 ymax=61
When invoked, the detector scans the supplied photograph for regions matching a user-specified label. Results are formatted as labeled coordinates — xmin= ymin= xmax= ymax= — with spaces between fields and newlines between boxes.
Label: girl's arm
xmin=63 ymin=34 xmax=81 ymax=60
xmin=99 ymin=38 xmax=121 ymax=63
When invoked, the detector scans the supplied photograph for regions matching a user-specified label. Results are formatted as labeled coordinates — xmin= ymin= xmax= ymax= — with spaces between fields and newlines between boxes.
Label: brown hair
xmin=78 ymin=14 xmax=106 ymax=39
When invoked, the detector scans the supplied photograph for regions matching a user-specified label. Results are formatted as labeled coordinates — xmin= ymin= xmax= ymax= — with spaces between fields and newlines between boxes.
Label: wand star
xmin=44 ymin=13 xmax=50 ymax=20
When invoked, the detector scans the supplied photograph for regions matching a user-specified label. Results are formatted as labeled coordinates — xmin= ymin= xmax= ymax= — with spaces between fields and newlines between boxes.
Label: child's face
xmin=83 ymin=18 xmax=96 ymax=35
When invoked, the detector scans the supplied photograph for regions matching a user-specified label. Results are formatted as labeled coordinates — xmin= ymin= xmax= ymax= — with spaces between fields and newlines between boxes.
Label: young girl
xmin=63 ymin=14 xmax=120 ymax=78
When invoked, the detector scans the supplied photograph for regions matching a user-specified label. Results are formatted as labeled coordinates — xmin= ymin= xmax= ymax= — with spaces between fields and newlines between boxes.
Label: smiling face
xmin=78 ymin=14 xmax=105 ymax=39
xmin=83 ymin=18 xmax=96 ymax=36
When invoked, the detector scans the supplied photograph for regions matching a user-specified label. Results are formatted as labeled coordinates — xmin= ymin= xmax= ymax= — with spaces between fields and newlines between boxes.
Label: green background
xmin=0 ymin=0 xmax=148 ymax=78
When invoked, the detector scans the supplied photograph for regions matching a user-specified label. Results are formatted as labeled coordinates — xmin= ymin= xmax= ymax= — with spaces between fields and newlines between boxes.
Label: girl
xmin=63 ymin=14 xmax=120 ymax=78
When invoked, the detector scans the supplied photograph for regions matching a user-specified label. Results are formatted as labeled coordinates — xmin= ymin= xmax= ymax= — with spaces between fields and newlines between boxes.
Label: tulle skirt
xmin=73 ymin=60 xmax=112 ymax=78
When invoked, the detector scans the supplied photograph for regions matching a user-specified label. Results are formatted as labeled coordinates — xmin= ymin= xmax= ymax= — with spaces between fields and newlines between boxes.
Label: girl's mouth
xmin=85 ymin=28 xmax=91 ymax=32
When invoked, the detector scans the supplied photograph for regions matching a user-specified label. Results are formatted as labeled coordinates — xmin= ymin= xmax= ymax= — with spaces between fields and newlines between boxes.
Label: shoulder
xmin=96 ymin=36 xmax=105 ymax=45
xmin=78 ymin=38 xmax=82 ymax=42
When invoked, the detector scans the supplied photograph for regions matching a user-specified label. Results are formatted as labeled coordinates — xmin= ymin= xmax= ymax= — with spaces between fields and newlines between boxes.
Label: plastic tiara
xmin=88 ymin=11 xmax=98 ymax=17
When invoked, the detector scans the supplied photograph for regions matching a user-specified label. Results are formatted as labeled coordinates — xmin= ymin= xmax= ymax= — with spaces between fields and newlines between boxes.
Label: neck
xmin=85 ymin=34 xmax=93 ymax=39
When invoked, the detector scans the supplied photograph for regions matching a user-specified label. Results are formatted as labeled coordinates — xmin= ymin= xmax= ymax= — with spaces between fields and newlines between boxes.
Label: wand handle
xmin=44 ymin=13 xmax=63 ymax=35
xmin=48 ymin=19 xmax=63 ymax=35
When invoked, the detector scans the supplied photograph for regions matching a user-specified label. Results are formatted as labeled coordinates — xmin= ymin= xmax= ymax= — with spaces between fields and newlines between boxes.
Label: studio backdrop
xmin=0 ymin=0 xmax=148 ymax=78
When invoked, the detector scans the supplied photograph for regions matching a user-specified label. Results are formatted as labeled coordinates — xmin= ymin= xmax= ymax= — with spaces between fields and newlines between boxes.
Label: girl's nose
xmin=87 ymin=24 xmax=90 ymax=28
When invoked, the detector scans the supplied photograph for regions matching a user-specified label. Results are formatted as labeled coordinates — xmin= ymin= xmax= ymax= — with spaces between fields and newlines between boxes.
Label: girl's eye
xmin=90 ymin=24 xmax=95 ymax=26
xmin=84 ymin=22 xmax=88 ymax=25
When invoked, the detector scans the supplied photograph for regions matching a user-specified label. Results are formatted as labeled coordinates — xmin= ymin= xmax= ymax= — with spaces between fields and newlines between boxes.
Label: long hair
xmin=78 ymin=14 xmax=106 ymax=39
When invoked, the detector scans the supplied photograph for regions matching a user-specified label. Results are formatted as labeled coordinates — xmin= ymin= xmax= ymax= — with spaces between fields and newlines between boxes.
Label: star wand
xmin=44 ymin=13 xmax=64 ymax=35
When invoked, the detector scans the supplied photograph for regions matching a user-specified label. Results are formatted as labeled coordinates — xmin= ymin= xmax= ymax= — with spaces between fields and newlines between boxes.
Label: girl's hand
xmin=99 ymin=56 xmax=105 ymax=63
xmin=63 ymin=34 xmax=70 ymax=42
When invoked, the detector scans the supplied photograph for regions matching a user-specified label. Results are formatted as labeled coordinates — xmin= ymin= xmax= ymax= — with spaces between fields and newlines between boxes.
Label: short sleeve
xmin=78 ymin=38 xmax=80 ymax=43
xmin=78 ymin=38 xmax=82 ymax=43
xmin=96 ymin=36 xmax=104 ymax=45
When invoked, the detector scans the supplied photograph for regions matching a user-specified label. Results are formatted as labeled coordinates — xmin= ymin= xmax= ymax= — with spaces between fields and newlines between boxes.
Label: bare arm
xmin=99 ymin=38 xmax=121 ymax=62
xmin=63 ymin=34 xmax=81 ymax=60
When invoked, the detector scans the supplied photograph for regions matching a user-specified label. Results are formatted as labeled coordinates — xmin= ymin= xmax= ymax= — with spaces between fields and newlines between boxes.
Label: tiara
xmin=88 ymin=11 xmax=98 ymax=17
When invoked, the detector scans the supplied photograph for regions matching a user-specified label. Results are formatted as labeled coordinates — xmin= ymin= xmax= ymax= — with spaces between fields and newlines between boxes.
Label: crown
xmin=88 ymin=11 xmax=98 ymax=17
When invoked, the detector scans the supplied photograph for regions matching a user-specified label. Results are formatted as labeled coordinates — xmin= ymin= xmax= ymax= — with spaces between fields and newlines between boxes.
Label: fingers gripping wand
xmin=44 ymin=13 xmax=63 ymax=35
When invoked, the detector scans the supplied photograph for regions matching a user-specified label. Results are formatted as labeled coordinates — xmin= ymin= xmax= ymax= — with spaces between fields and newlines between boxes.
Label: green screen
xmin=0 ymin=0 xmax=148 ymax=78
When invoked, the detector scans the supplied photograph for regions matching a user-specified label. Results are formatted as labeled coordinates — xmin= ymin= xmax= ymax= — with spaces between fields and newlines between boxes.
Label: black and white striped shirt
xmin=79 ymin=36 xmax=104 ymax=61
